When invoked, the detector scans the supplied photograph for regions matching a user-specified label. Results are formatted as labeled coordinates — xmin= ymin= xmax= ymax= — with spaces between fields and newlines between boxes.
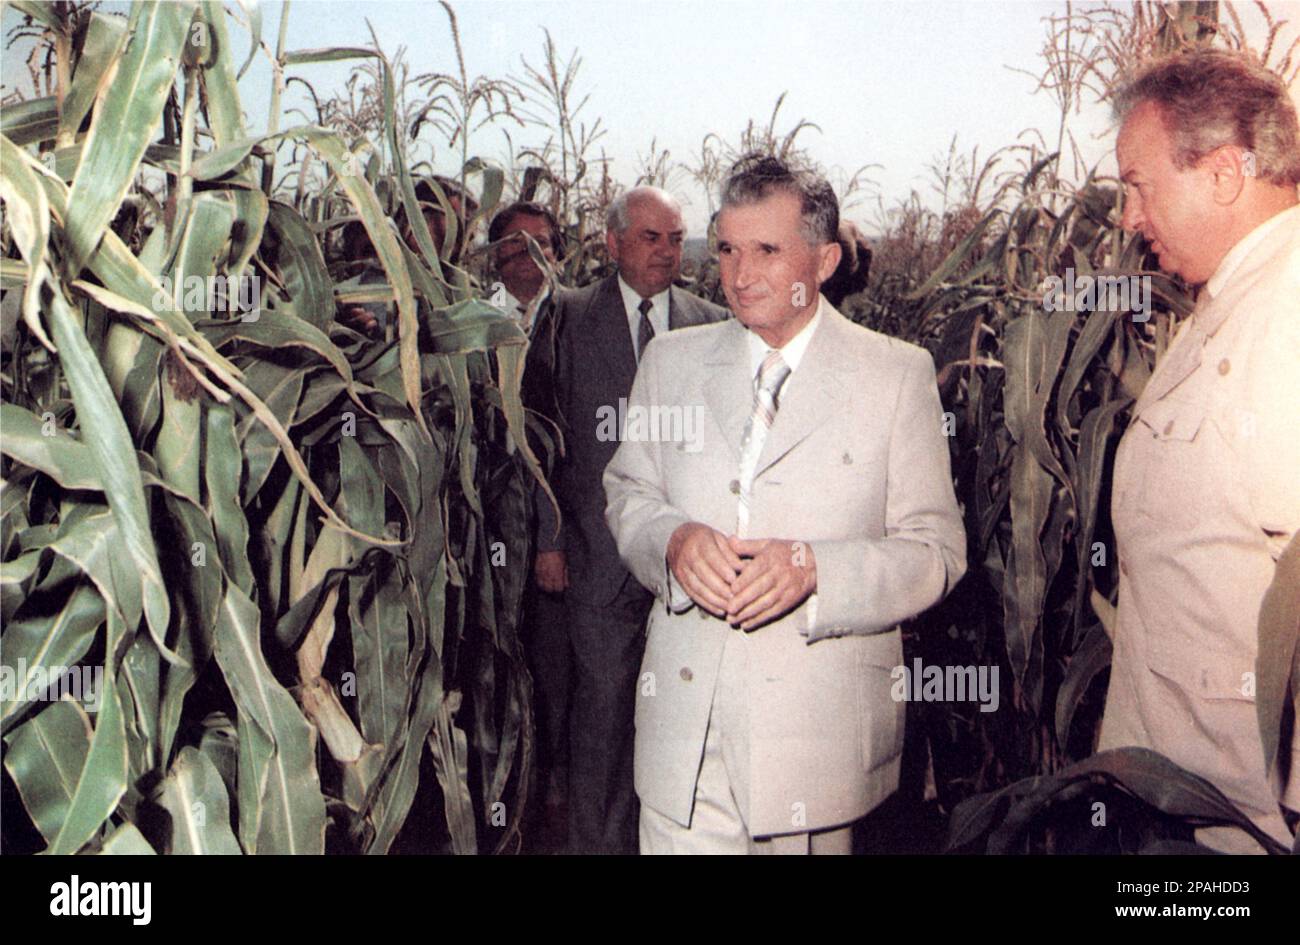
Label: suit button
xmin=680 ymin=667 xmax=693 ymax=682
xmin=1218 ymin=358 xmax=1231 ymax=375
xmin=1163 ymin=420 xmax=1174 ymax=436
xmin=729 ymin=479 xmax=740 ymax=494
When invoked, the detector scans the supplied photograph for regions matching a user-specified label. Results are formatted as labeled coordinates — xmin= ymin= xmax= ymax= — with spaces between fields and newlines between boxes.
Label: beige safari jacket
xmin=1099 ymin=204 xmax=1300 ymax=853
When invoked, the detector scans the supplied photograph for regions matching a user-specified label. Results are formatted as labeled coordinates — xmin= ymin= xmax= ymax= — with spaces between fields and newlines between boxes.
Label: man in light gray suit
xmin=604 ymin=155 xmax=965 ymax=853
xmin=540 ymin=187 xmax=727 ymax=853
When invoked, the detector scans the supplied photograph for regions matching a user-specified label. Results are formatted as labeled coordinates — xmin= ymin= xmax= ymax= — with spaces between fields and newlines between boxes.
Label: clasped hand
xmin=665 ymin=522 xmax=816 ymax=631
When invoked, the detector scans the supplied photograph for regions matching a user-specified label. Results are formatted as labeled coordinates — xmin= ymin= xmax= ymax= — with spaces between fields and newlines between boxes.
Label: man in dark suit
xmin=544 ymin=186 xmax=728 ymax=852
xmin=486 ymin=202 xmax=572 ymax=826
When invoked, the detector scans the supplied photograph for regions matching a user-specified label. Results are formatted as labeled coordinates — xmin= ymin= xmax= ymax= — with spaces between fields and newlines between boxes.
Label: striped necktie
xmin=737 ymin=349 xmax=791 ymax=533
xmin=636 ymin=297 xmax=655 ymax=361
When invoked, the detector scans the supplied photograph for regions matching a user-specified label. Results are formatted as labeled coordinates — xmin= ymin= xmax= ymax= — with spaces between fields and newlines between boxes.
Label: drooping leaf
xmin=63 ymin=1 xmax=198 ymax=272
xmin=156 ymin=746 xmax=242 ymax=854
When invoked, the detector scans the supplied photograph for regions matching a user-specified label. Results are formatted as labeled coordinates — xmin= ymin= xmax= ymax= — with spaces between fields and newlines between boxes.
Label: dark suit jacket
xmin=520 ymin=290 xmax=562 ymax=451
xmin=539 ymin=273 xmax=728 ymax=605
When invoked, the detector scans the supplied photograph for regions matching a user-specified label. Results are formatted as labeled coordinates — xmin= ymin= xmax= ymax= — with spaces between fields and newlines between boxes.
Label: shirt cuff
xmin=801 ymin=592 xmax=818 ymax=637
xmin=664 ymin=562 xmax=695 ymax=614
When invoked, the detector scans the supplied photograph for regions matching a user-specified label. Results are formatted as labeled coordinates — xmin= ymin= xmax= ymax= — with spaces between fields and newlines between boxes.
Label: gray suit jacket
xmin=603 ymin=300 xmax=966 ymax=834
xmin=540 ymin=273 xmax=728 ymax=605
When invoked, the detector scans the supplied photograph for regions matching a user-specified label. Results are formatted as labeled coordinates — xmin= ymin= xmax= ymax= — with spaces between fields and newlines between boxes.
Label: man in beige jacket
xmin=1099 ymin=49 xmax=1300 ymax=853
xmin=603 ymin=155 xmax=965 ymax=853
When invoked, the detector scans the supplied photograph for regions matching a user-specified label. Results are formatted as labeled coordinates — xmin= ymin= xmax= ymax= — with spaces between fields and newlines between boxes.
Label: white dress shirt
xmin=618 ymin=276 xmax=670 ymax=359
xmin=499 ymin=284 xmax=551 ymax=337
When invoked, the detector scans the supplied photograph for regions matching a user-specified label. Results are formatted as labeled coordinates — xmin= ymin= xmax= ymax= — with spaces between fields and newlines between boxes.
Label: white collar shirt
xmin=618 ymin=275 xmax=670 ymax=359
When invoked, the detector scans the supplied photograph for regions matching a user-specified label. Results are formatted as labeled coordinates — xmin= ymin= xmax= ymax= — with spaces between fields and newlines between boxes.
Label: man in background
xmin=1100 ymin=48 xmax=1299 ymax=853
xmin=547 ymin=186 xmax=728 ymax=852
xmin=486 ymin=201 xmax=572 ymax=826
xmin=336 ymin=176 xmax=479 ymax=335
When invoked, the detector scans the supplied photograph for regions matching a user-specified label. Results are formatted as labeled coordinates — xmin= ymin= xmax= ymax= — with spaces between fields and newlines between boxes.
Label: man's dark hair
xmin=719 ymin=152 xmax=839 ymax=245
xmin=1113 ymin=49 xmax=1300 ymax=186
xmin=488 ymin=201 xmax=564 ymax=257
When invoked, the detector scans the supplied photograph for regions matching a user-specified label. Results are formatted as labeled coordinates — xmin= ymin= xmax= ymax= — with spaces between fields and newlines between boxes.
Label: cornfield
xmin=1 ymin=0 xmax=547 ymax=854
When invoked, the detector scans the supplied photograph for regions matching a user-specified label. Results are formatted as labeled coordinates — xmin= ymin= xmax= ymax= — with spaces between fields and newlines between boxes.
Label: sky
xmin=3 ymin=0 xmax=1298 ymax=234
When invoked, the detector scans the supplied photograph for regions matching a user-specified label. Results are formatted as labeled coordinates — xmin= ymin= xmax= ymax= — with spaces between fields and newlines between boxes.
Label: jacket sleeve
xmin=529 ymin=291 xmax=567 ymax=554
xmin=602 ymin=343 xmax=693 ymax=604
xmin=805 ymin=347 xmax=966 ymax=641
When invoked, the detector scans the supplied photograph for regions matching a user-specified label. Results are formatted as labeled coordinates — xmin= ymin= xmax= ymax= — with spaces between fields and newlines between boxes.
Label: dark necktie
xmin=636 ymin=297 xmax=655 ymax=361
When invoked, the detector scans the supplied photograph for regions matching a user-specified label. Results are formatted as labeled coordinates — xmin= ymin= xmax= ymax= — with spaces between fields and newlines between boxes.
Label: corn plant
xmin=1 ymin=0 xmax=544 ymax=854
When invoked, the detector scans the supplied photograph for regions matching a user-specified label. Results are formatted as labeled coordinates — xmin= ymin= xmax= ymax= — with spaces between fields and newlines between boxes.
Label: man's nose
xmin=730 ymin=251 xmax=756 ymax=286
xmin=1119 ymin=196 xmax=1142 ymax=233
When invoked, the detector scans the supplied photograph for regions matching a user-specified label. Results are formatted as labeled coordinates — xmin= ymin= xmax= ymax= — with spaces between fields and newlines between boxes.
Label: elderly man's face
xmin=717 ymin=190 xmax=840 ymax=348
xmin=495 ymin=213 xmax=556 ymax=298
xmin=1117 ymin=101 xmax=1221 ymax=284
xmin=607 ymin=195 xmax=684 ymax=298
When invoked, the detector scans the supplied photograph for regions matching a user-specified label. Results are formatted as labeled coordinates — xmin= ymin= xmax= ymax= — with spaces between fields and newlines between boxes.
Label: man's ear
xmin=1207 ymin=144 xmax=1251 ymax=205
xmin=605 ymin=228 xmax=622 ymax=264
xmin=816 ymin=240 xmax=843 ymax=285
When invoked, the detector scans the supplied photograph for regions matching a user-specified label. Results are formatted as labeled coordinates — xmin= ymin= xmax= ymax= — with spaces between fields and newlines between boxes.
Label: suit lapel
xmin=590 ymin=274 xmax=638 ymax=388
xmin=1135 ymin=296 xmax=1212 ymax=411
xmin=753 ymin=308 xmax=855 ymax=480
xmin=668 ymin=286 xmax=704 ymax=330
xmin=701 ymin=321 xmax=753 ymax=461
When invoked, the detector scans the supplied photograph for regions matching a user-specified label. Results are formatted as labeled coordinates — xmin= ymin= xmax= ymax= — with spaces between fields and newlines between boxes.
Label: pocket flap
xmin=1135 ymin=399 xmax=1207 ymax=443
xmin=1143 ymin=644 xmax=1254 ymax=702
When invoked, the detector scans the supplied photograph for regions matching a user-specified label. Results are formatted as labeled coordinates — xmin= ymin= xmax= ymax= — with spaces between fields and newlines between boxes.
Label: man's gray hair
xmin=606 ymin=187 xmax=682 ymax=234
xmin=1113 ymin=48 xmax=1300 ymax=186
xmin=718 ymin=153 xmax=839 ymax=246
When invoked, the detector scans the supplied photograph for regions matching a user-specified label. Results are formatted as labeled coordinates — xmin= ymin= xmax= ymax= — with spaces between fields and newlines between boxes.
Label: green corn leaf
xmin=0 ymin=134 xmax=56 ymax=351
xmin=904 ymin=207 xmax=999 ymax=299
xmin=57 ymin=13 xmax=129 ymax=147
xmin=0 ymin=404 xmax=100 ymax=491
xmin=0 ymin=582 xmax=104 ymax=732
xmin=45 ymin=287 xmax=178 ymax=664
xmin=0 ymin=96 xmax=59 ymax=146
xmin=429 ymin=691 xmax=478 ymax=854
xmin=47 ymin=659 xmax=129 ymax=854
xmin=63 ymin=1 xmax=198 ymax=273
xmin=264 ymin=200 xmax=334 ymax=329
xmin=99 ymin=821 xmax=158 ymax=855
xmin=8 ymin=1 xmax=62 ymax=29
xmin=213 ymin=582 xmax=326 ymax=854
xmin=282 ymin=46 xmax=378 ymax=65
xmin=2 ymin=699 xmax=93 ymax=844
xmin=1054 ymin=622 xmax=1112 ymax=754
xmin=156 ymin=746 xmax=242 ymax=854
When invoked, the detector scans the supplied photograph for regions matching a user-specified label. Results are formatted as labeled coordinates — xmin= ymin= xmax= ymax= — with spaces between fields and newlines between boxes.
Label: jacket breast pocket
xmin=1122 ymin=399 xmax=1213 ymax=531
